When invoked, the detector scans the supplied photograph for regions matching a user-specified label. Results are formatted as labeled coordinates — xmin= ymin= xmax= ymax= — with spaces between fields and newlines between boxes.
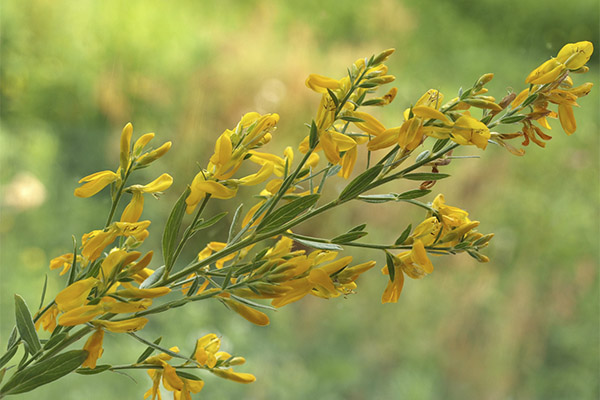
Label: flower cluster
xmin=1 ymin=42 xmax=593 ymax=399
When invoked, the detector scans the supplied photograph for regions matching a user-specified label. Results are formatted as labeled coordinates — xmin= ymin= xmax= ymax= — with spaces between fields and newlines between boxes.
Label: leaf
xmin=432 ymin=138 xmax=450 ymax=153
xmin=230 ymin=294 xmax=276 ymax=311
xmin=139 ymin=266 xmax=165 ymax=289
xmin=394 ymin=224 xmax=412 ymax=245
xmin=0 ymin=346 xmax=18 ymax=369
xmin=43 ymin=333 xmax=68 ymax=350
xmin=76 ymin=364 xmax=112 ymax=375
xmin=396 ymin=189 xmax=431 ymax=200
xmin=176 ymin=371 xmax=203 ymax=381
xmin=227 ymin=204 xmax=244 ymax=243
xmin=338 ymin=116 xmax=365 ymax=123
xmin=358 ymin=194 xmax=397 ymax=203
xmin=326 ymin=88 xmax=339 ymax=108
xmin=14 ymin=295 xmax=41 ymax=355
xmin=0 ymin=350 xmax=87 ymax=396
xmin=38 ymin=275 xmax=48 ymax=311
xmin=331 ymin=231 xmax=368 ymax=244
xmin=385 ymin=251 xmax=396 ymax=282
xmin=162 ymin=187 xmax=191 ymax=269
xmin=402 ymin=172 xmax=450 ymax=181
xmin=136 ymin=337 xmax=162 ymax=363
xmin=521 ymin=93 xmax=538 ymax=108
xmin=308 ymin=120 xmax=318 ymax=149
xmin=293 ymin=237 xmax=343 ymax=251
xmin=256 ymin=194 xmax=320 ymax=233
xmin=415 ymin=150 xmax=431 ymax=163
xmin=348 ymin=224 xmax=367 ymax=233
xmin=7 ymin=327 xmax=18 ymax=350
xmin=499 ymin=114 xmax=527 ymax=124
xmin=338 ymin=164 xmax=383 ymax=202
xmin=67 ymin=236 xmax=78 ymax=286
xmin=192 ymin=211 xmax=228 ymax=232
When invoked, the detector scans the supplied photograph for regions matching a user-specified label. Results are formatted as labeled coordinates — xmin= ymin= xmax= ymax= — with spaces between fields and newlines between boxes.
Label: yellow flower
xmin=82 ymin=328 xmax=104 ymax=369
xmin=120 ymin=123 xmax=133 ymax=171
xmin=114 ymin=283 xmax=171 ymax=299
xmin=556 ymin=41 xmax=593 ymax=70
xmin=49 ymin=253 xmax=74 ymax=276
xmin=451 ymin=115 xmax=490 ymax=149
xmin=74 ymin=170 xmax=119 ymax=198
xmin=34 ymin=304 xmax=59 ymax=332
xmin=55 ymin=277 xmax=99 ymax=312
xmin=137 ymin=141 xmax=172 ymax=166
xmin=305 ymin=74 xmax=342 ymax=93
xmin=220 ymin=295 xmax=270 ymax=326
xmin=212 ymin=368 xmax=256 ymax=384
xmin=186 ymin=172 xmax=237 ymax=214
xmin=91 ymin=317 xmax=149 ymax=333
xmin=121 ymin=173 xmax=173 ymax=222
xmin=194 ymin=333 xmax=220 ymax=368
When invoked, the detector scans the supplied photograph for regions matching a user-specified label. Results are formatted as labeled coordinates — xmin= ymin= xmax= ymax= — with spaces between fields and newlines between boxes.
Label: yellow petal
xmin=82 ymin=329 xmax=104 ymax=369
xmin=238 ymin=162 xmax=274 ymax=186
xmin=121 ymin=192 xmax=144 ymax=223
xmin=558 ymin=103 xmax=576 ymax=135
xmin=133 ymin=132 xmax=155 ymax=154
xmin=556 ymin=41 xmax=594 ymax=70
xmin=305 ymin=74 xmax=342 ymax=93
xmin=114 ymin=285 xmax=171 ymax=299
xmin=137 ymin=141 xmax=172 ymax=166
xmin=142 ymin=173 xmax=173 ymax=193
xmin=381 ymin=267 xmax=404 ymax=304
xmin=212 ymin=368 xmax=256 ymax=384
xmin=92 ymin=317 xmax=149 ymax=333
xmin=222 ymin=297 xmax=270 ymax=326
xmin=74 ymin=170 xmax=119 ymax=198
xmin=411 ymin=105 xmax=450 ymax=123
xmin=55 ymin=277 xmax=100 ymax=312
xmin=58 ymin=304 xmax=104 ymax=326
xmin=120 ymin=123 xmax=133 ymax=171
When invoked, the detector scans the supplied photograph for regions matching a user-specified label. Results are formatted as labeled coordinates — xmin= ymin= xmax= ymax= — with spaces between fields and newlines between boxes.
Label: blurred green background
xmin=1 ymin=0 xmax=598 ymax=399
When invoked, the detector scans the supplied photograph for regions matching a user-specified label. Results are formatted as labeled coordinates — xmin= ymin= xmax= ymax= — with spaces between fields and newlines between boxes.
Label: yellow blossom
xmin=74 ymin=170 xmax=119 ymax=198
xmin=82 ymin=328 xmax=104 ymax=369
xmin=34 ymin=304 xmax=59 ymax=332
xmin=91 ymin=317 xmax=149 ymax=333
xmin=49 ymin=253 xmax=74 ymax=276
xmin=212 ymin=368 xmax=256 ymax=384
xmin=451 ymin=115 xmax=490 ymax=149
xmin=120 ymin=123 xmax=133 ymax=171
xmin=55 ymin=277 xmax=99 ymax=312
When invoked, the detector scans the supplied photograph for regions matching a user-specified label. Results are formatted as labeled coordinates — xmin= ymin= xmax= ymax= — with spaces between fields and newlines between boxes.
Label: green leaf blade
xmin=162 ymin=187 xmax=191 ymax=269
xmin=14 ymin=295 xmax=41 ymax=355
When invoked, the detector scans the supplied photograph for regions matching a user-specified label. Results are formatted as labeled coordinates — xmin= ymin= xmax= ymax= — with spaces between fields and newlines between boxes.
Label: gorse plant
xmin=0 ymin=41 xmax=594 ymax=399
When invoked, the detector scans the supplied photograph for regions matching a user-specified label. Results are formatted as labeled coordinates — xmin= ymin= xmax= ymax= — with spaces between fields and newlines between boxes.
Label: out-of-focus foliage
xmin=1 ymin=0 xmax=598 ymax=399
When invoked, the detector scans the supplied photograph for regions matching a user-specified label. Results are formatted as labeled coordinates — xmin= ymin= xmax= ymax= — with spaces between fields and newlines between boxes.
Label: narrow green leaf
xmin=227 ymin=204 xmax=244 ymax=244
xmin=402 ymin=172 xmax=450 ymax=181
xmin=192 ymin=211 xmax=228 ymax=232
xmin=499 ymin=114 xmax=527 ymax=124
xmin=0 ymin=368 xmax=6 ymax=385
xmin=136 ymin=337 xmax=162 ymax=364
xmin=432 ymin=138 xmax=450 ymax=153
xmin=256 ymin=194 xmax=320 ymax=233
xmin=14 ymin=295 xmax=41 ymax=355
xmin=385 ymin=251 xmax=396 ymax=282
xmin=221 ymin=268 xmax=234 ymax=290
xmin=176 ymin=371 xmax=203 ymax=381
xmin=0 ymin=346 xmax=18 ymax=369
xmin=358 ymin=82 xmax=377 ymax=89
xmin=162 ymin=187 xmax=191 ymax=269
xmin=38 ymin=275 xmax=48 ymax=311
xmin=67 ymin=236 xmax=78 ymax=286
xmin=326 ymin=88 xmax=339 ymax=108
xmin=308 ymin=120 xmax=319 ymax=149
xmin=76 ymin=364 xmax=112 ymax=375
xmin=43 ymin=333 xmax=68 ymax=350
xmin=521 ymin=93 xmax=538 ymax=108
xmin=139 ymin=266 xmax=165 ymax=289
xmin=331 ymin=231 xmax=368 ymax=244
xmin=361 ymin=98 xmax=384 ymax=106
xmin=293 ymin=237 xmax=343 ymax=251
xmin=230 ymin=294 xmax=276 ymax=311
xmin=7 ymin=327 xmax=18 ymax=350
xmin=339 ymin=116 xmax=366 ymax=123
xmin=394 ymin=224 xmax=412 ymax=245
xmin=0 ymin=350 xmax=87 ymax=396
xmin=348 ymin=223 xmax=367 ymax=233
xmin=415 ymin=150 xmax=431 ymax=163
xmin=358 ymin=194 xmax=397 ymax=203
xmin=338 ymin=164 xmax=383 ymax=202
xmin=396 ymin=189 xmax=431 ymax=200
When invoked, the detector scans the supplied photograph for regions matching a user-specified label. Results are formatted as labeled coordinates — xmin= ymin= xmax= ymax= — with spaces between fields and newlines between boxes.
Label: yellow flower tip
xmin=137 ymin=141 xmax=172 ymax=166
xmin=55 ymin=277 xmax=100 ymax=312
xmin=142 ymin=173 xmax=174 ymax=193
xmin=212 ymin=368 xmax=256 ymax=384
xmin=74 ymin=170 xmax=119 ymax=198
xmin=133 ymin=132 xmax=155 ymax=154
xmin=372 ymin=48 xmax=395 ymax=65
xmin=305 ymin=74 xmax=341 ymax=93
xmin=91 ymin=317 xmax=149 ymax=333
xmin=82 ymin=328 xmax=104 ymax=369
xmin=557 ymin=41 xmax=594 ymax=70
xmin=120 ymin=123 xmax=134 ymax=170
xmin=222 ymin=298 xmax=270 ymax=326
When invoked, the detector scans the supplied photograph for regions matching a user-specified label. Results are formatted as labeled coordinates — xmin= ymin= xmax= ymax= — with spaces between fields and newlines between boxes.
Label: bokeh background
xmin=1 ymin=1 xmax=598 ymax=399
